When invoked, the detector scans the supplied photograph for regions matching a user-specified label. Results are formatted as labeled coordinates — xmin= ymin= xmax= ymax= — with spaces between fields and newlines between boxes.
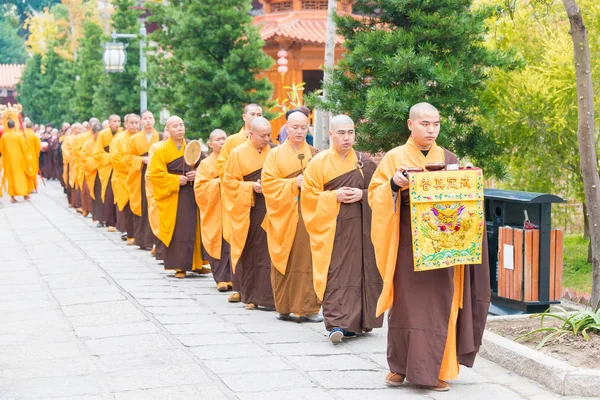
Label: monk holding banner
xmin=301 ymin=115 xmax=383 ymax=343
xmin=194 ymin=129 xmax=232 ymax=291
xmin=368 ymin=102 xmax=490 ymax=392
xmin=222 ymin=117 xmax=274 ymax=310
xmin=261 ymin=111 xmax=322 ymax=322
xmin=93 ymin=115 xmax=123 ymax=231
xmin=126 ymin=111 xmax=160 ymax=250
xmin=147 ymin=116 xmax=206 ymax=278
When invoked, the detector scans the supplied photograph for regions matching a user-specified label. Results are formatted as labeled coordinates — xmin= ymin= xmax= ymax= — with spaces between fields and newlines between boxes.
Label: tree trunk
xmin=562 ymin=0 xmax=600 ymax=307
xmin=315 ymin=0 xmax=337 ymax=151
xmin=583 ymin=201 xmax=590 ymax=240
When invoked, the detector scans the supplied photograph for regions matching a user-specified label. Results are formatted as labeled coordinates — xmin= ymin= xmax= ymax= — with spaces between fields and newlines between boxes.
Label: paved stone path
xmin=0 ymin=181 xmax=594 ymax=400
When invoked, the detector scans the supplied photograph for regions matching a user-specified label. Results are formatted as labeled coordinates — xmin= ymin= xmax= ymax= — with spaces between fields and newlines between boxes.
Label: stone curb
xmin=480 ymin=329 xmax=600 ymax=397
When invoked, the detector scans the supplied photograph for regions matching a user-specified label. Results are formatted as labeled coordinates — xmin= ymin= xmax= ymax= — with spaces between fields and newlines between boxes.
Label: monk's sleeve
xmin=194 ymin=161 xmax=222 ymax=259
xmin=300 ymin=157 xmax=340 ymax=301
xmin=261 ymin=150 xmax=299 ymax=274
xmin=111 ymin=138 xmax=132 ymax=176
xmin=215 ymin=140 xmax=232 ymax=179
xmin=368 ymin=152 xmax=402 ymax=316
xmin=82 ymin=141 xmax=96 ymax=174
xmin=147 ymin=147 xmax=179 ymax=201
xmin=93 ymin=132 xmax=111 ymax=167
xmin=129 ymin=137 xmax=144 ymax=173
xmin=34 ymin=136 xmax=41 ymax=158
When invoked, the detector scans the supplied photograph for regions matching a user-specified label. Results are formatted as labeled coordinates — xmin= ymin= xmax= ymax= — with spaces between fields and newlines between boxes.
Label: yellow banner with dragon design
xmin=408 ymin=169 xmax=484 ymax=271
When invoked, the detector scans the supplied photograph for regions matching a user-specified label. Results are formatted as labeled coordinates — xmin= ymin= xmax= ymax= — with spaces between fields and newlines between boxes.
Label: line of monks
xmin=1 ymin=102 xmax=490 ymax=392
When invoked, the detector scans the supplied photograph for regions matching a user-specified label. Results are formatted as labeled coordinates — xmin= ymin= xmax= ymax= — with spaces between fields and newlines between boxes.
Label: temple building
xmin=252 ymin=0 xmax=353 ymax=137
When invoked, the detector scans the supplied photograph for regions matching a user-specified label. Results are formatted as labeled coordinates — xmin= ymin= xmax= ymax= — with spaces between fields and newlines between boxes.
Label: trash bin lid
xmin=484 ymin=188 xmax=564 ymax=204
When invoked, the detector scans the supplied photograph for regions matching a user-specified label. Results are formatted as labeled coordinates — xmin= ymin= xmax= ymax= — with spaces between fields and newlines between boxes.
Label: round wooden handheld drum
xmin=184 ymin=140 xmax=202 ymax=167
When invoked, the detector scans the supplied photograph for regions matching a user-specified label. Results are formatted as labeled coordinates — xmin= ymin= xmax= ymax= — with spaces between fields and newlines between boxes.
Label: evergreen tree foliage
xmin=313 ymin=0 xmax=518 ymax=177
xmin=148 ymin=0 xmax=273 ymax=139
xmin=94 ymin=0 xmax=141 ymax=116
xmin=17 ymin=55 xmax=45 ymax=122
xmin=0 ymin=16 xmax=27 ymax=64
xmin=73 ymin=20 xmax=107 ymax=120
xmin=39 ymin=46 xmax=77 ymax=126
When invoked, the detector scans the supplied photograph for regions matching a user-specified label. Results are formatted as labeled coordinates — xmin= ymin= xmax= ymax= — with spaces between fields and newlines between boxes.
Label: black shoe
xmin=96 ymin=222 xmax=106 ymax=228
xmin=121 ymin=234 xmax=127 ymax=241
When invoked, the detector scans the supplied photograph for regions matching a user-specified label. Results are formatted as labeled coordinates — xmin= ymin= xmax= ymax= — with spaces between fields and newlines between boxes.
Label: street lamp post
xmin=102 ymin=25 xmax=147 ymax=113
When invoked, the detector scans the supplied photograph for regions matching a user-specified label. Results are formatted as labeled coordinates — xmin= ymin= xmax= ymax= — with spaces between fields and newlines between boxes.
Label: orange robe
xmin=93 ymin=128 xmax=123 ymax=202
xmin=301 ymin=148 xmax=383 ymax=334
xmin=82 ymin=137 xmax=98 ymax=199
xmin=0 ymin=129 xmax=35 ymax=196
xmin=126 ymin=129 xmax=159 ymax=216
xmin=24 ymin=128 xmax=41 ymax=191
xmin=261 ymin=140 xmax=320 ymax=315
xmin=221 ymin=140 xmax=270 ymax=270
xmin=194 ymin=153 xmax=224 ymax=260
xmin=145 ymin=141 xmax=163 ymax=238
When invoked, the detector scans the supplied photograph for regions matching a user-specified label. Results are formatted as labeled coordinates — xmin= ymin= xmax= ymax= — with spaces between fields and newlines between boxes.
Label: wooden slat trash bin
xmin=484 ymin=189 xmax=564 ymax=314
xmin=498 ymin=227 xmax=563 ymax=303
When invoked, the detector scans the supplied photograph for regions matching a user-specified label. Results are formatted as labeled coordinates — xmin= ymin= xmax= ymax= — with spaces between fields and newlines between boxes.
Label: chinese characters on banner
xmin=408 ymin=169 xmax=484 ymax=272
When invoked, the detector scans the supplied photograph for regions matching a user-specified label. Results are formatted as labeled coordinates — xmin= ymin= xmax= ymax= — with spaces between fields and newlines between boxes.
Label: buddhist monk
xmin=194 ymin=129 xmax=232 ymax=292
xmin=0 ymin=117 xmax=35 ymax=203
xmin=222 ymin=117 xmax=274 ymax=310
xmin=112 ymin=114 xmax=139 ymax=244
xmin=301 ymin=115 xmax=383 ymax=343
xmin=126 ymin=111 xmax=160 ymax=250
xmin=368 ymin=103 xmax=490 ymax=391
xmin=146 ymin=130 xmax=169 ymax=260
xmin=216 ymin=103 xmax=262 ymax=303
xmin=23 ymin=121 xmax=41 ymax=193
xmin=147 ymin=116 xmax=207 ymax=278
xmin=61 ymin=127 xmax=76 ymax=207
xmin=93 ymin=115 xmax=123 ymax=232
xmin=261 ymin=111 xmax=322 ymax=322
xmin=75 ymin=119 xmax=97 ymax=217
xmin=83 ymin=122 xmax=105 ymax=226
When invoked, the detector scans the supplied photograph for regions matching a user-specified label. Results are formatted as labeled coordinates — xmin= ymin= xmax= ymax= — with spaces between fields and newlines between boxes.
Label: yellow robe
xmin=82 ymin=136 xmax=98 ymax=199
xmin=93 ymin=128 xmax=123 ymax=202
xmin=261 ymin=140 xmax=313 ymax=275
xmin=110 ymin=130 xmax=134 ymax=211
xmin=0 ymin=129 xmax=34 ymax=196
xmin=221 ymin=140 xmax=270 ymax=271
xmin=193 ymin=153 xmax=224 ymax=260
xmin=145 ymin=141 xmax=163 ymax=238
xmin=126 ymin=129 xmax=159 ymax=216
xmin=367 ymin=137 xmax=462 ymax=381
xmin=24 ymin=128 xmax=41 ymax=191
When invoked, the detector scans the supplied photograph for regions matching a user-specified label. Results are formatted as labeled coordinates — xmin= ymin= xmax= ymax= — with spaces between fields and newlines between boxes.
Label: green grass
xmin=563 ymin=234 xmax=592 ymax=294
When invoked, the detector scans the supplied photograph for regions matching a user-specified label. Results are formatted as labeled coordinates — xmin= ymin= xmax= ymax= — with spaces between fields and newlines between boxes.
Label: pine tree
xmin=40 ymin=46 xmax=77 ymax=126
xmin=93 ymin=0 xmax=141 ymax=116
xmin=314 ymin=0 xmax=518 ymax=176
xmin=148 ymin=0 xmax=273 ymax=139
xmin=17 ymin=55 xmax=45 ymax=122
xmin=73 ymin=20 xmax=107 ymax=120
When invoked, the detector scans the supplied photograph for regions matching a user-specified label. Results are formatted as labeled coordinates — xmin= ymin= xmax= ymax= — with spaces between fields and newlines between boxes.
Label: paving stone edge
xmin=480 ymin=329 xmax=600 ymax=397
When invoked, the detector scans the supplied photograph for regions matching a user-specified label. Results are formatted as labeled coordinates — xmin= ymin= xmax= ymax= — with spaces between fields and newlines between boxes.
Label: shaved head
xmin=250 ymin=117 xmax=271 ymax=132
xmin=409 ymin=102 xmax=439 ymax=120
xmin=287 ymin=111 xmax=308 ymax=125
xmin=330 ymin=114 xmax=354 ymax=133
xmin=89 ymin=117 xmax=100 ymax=126
xmin=166 ymin=116 xmax=183 ymax=128
xmin=209 ymin=129 xmax=226 ymax=141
